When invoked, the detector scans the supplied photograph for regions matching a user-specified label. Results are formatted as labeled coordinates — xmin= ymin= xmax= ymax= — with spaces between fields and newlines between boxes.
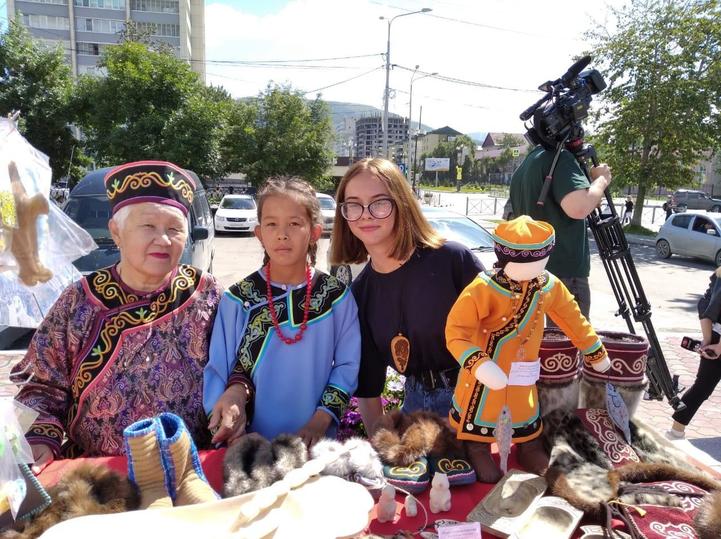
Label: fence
xmin=422 ymin=191 xmax=670 ymax=227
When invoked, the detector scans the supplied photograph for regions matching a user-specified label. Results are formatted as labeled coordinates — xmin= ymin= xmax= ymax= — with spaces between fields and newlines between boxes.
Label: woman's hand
xmin=209 ymin=384 xmax=248 ymax=446
xmin=297 ymin=410 xmax=332 ymax=448
xmin=699 ymin=342 xmax=721 ymax=360
xmin=30 ymin=443 xmax=54 ymax=474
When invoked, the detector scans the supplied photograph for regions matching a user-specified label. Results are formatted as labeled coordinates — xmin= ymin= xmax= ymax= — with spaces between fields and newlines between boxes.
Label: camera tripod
xmin=540 ymin=137 xmax=685 ymax=411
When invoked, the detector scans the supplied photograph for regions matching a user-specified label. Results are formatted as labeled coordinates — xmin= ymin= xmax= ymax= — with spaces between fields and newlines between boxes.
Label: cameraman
xmin=509 ymin=145 xmax=612 ymax=318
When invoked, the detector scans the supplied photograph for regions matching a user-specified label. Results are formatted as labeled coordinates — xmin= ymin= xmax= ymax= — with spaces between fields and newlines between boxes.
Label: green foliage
xmin=223 ymin=85 xmax=334 ymax=187
xmin=587 ymin=0 xmax=721 ymax=224
xmin=72 ymin=41 xmax=233 ymax=181
xmin=0 ymin=22 xmax=82 ymax=182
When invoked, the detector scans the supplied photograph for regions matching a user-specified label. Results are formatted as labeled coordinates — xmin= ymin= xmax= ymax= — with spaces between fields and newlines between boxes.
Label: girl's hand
xmin=31 ymin=444 xmax=54 ymax=474
xmin=209 ymin=385 xmax=248 ymax=446
xmin=297 ymin=410 xmax=332 ymax=448
xmin=699 ymin=342 xmax=721 ymax=360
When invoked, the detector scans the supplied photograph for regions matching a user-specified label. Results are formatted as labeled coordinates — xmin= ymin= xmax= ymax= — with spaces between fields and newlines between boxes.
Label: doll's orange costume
xmin=445 ymin=216 xmax=610 ymax=481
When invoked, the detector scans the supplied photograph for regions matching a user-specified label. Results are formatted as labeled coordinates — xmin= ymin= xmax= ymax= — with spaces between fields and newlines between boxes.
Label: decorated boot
xmin=123 ymin=418 xmax=173 ymax=509
xmin=157 ymin=412 xmax=218 ymax=506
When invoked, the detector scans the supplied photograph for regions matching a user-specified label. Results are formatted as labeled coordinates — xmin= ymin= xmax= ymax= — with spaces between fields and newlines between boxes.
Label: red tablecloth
xmin=37 ymin=444 xmax=719 ymax=538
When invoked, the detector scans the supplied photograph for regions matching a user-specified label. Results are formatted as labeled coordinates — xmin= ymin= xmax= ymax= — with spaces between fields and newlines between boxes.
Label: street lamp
xmin=380 ymin=7 xmax=431 ymax=158
xmin=407 ymin=68 xmax=437 ymax=182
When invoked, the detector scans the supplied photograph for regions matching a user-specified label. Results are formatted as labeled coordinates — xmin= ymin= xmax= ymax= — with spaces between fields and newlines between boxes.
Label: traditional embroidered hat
xmin=493 ymin=215 xmax=555 ymax=266
xmin=104 ymin=160 xmax=195 ymax=216
xmin=539 ymin=328 xmax=580 ymax=384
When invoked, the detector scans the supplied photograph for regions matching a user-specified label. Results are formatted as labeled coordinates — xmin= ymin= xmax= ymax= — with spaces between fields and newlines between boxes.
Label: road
xmin=212 ymin=231 xmax=713 ymax=336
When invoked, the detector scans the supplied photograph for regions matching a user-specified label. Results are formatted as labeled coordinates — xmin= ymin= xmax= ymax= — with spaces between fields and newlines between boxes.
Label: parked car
xmin=317 ymin=193 xmax=336 ymax=234
xmin=329 ymin=206 xmax=496 ymax=285
xmin=214 ymin=194 xmax=257 ymax=233
xmin=655 ymin=211 xmax=721 ymax=266
xmin=671 ymin=189 xmax=721 ymax=213
xmin=63 ymin=167 xmax=215 ymax=274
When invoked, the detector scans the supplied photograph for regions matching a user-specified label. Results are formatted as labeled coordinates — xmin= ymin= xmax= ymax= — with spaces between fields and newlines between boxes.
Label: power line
xmin=392 ymin=64 xmax=538 ymax=93
xmin=304 ymin=65 xmax=384 ymax=95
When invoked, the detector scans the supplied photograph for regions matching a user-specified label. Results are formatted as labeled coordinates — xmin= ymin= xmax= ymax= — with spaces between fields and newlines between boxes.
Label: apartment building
xmin=355 ymin=114 xmax=408 ymax=160
xmin=7 ymin=0 xmax=205 ymax=80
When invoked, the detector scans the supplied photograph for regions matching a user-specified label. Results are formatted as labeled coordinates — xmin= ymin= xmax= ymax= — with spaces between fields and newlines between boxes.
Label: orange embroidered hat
xmin=104 ymin=160 xmax=195 ymax=216
xmin=493 ymin=215 xmax=555 ymax=266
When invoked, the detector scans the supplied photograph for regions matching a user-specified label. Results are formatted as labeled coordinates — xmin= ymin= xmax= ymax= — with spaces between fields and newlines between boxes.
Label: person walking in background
xmin=622 ymin=196 xmax=634 ymax=225
xmin=663 ymin=196 xmax=673 ymax=220
xmin=667 ymin=266 xmax=721 ymax=439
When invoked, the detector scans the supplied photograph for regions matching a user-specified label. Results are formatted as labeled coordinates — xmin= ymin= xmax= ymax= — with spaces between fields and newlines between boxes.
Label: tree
xmin=223 ymin=85 xmax=334 ymax=187
xmin=587 ymin=0 xmax=721 ymax=225
xmin=0 ymin=22 xmax=83 ymax=182
xmin=72 ymin=40 xmax=233 ymax=181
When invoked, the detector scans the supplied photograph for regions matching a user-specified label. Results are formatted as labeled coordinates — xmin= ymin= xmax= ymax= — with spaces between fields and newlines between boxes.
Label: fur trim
xmin=223 ymin=433 xmax=307 ymax=497
xmin=11 ymin=465 xmax=139 ymax=539
xmin=370 ymin=410 xmax=465 ymax=466
xmin=695 ymin=490 xmax=721 ymax=539
xmin=578 ymin=378 xmax=647 ymax=417
xmin=310 ymin=437 xmax=383 ymax=484
xmin=223 ymin=433 xmax=276 ymax=497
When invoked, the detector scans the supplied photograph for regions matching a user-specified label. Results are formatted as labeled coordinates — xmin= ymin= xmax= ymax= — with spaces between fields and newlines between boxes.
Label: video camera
xmin=520 ymin=56 xmax=607 ymax=150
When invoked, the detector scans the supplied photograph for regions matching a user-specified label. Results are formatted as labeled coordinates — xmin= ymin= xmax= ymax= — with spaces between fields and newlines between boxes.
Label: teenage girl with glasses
xmin=204 ymin=177 xmax=361 ymax=448
xmin=330 ymin=158 xmax=483 ymax=434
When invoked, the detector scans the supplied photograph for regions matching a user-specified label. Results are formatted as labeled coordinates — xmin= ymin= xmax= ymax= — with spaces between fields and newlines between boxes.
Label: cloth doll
xmin=445 ymin=215 xmax=611 ymax=482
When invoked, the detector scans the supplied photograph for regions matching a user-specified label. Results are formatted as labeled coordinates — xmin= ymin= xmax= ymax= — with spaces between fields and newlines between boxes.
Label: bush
xmin=338 ymin=367 xmax=405 ymax=441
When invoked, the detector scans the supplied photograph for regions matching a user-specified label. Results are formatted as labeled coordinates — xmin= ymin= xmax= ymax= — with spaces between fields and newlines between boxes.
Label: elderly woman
xmin=10 ymin=161 xmax=237 ymax=473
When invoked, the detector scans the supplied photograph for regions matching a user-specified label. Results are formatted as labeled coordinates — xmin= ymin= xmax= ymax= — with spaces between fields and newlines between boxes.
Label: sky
xmin=203 ymin=0 xmax=625 ymax=134
xmin=1 ymin=0 xmax=625 ymax=134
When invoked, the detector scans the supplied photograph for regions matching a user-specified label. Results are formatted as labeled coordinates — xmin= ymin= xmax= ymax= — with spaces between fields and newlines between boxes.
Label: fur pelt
xmin=541 ymin=409 xmax=709 ymax=520
xmin=6 ymin=465 xmax=139 ymax=539
xmin=578 ymin=378 xmax=647 ymax=417
xmin=538 ymin=378 xmax=580 ymax=418
xmin=695 ymin=489 xmax=721 ymax=539
xmin=370 ymin=410 xmax=465 ymax=467
xmin=223 ymin=433 xmax=307 ymax=497
xmin=310 ymin=437 xmax=384 ymax=485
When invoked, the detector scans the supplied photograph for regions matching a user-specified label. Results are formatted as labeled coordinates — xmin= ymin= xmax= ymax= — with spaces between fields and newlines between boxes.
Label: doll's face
xmin=504 ymin=258 xmax=549 ymax=281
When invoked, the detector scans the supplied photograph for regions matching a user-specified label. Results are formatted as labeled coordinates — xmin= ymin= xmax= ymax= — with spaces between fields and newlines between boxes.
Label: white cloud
xmin=205 ymin=0 xmax=624 ymax=134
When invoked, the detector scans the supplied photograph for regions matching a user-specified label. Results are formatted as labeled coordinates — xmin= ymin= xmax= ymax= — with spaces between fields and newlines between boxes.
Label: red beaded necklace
xmin=265 ymin=262 xmax=313 ymax=345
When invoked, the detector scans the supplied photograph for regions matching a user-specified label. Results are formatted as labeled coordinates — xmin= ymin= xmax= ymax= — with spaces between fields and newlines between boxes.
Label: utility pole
xmin=380 ymin=8 xmax=431 ymax=158
xmin=412 ymin=105 xmax=423 ymax=195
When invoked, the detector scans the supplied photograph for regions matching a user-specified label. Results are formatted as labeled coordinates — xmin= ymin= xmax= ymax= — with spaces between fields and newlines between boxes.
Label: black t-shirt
xmin=351 ymin=241 xmax=484 ymax=398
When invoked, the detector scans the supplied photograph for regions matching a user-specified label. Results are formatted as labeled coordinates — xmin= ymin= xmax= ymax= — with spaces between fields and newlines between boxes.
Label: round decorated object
xmin=582 ymin=331 xmax=648 ymax=385
xmin=538 ymin=328 xmax=580 ymax=384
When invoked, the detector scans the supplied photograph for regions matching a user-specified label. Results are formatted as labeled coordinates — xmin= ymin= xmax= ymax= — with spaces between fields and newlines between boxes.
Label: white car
xmin=214 ymin=194 xmax=257 ymax=233
xmin=317 ymin=193 xmax=336 ymax=233
xmin=655 ymin=211 xmax=721 ymax=266
xmin=329 ymin=206 xmax=496 ymax=285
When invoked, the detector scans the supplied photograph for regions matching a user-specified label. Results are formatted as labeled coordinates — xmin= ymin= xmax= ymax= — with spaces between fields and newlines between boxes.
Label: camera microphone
xmin=561 ymin=55 xmax=592 ymax=85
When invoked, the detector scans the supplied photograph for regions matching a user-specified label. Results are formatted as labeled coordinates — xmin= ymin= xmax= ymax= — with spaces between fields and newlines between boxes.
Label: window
xmin=135 ymin=21 xmax=179 ymax=36
xmin=221 ymin=197 xmax=256 ymax=210
xmin=74 ymin=0 xmax=125 ymax=8
xmin=671 ymin=214 xmax=692 ymax=229
xmin=76 ymin=17 xmax=125 ymax=33
xmin=130 ymin=0 xmax=179 ymax=12
xmin=76 ymin=42 xmax=108 ymax=55
xmin=24 ymin=0 xmax=68 ymax=5
xmin=21 ymin=14 xmax=70 ymax=30
xmin=37 ymin=39 xmax=71 ymax=52
xmin=692 ymin=217 xmax=717 ymax=235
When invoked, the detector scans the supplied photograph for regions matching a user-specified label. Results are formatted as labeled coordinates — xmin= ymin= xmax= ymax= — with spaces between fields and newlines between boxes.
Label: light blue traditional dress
xmin=203 ymin=269 xmax=361 ymax=439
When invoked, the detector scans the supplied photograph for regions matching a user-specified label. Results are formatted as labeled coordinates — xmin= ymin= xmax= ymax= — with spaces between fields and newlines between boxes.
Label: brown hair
xmin=256 ymin=176 xmax=321 ymax=265
xmin=329 ymin=158 xmax=444 ymax=265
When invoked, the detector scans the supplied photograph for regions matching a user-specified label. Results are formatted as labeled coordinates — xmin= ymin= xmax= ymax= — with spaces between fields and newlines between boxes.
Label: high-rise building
xmin=7 ymin=0 xmax=205 ymax=80
xmin=355 ymin=114 xmax=408 ymax=161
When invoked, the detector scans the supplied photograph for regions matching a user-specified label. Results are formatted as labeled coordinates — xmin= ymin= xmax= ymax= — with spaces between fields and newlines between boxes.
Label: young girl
xmin=203 ymin=177 xmax=361 ymax=447
xmin=330 ymin=158 xmax=483 ymax=434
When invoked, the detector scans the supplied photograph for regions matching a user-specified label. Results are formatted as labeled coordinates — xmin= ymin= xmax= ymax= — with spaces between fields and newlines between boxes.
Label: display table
xmin=35 ymin=444 xmax=719 ymax=538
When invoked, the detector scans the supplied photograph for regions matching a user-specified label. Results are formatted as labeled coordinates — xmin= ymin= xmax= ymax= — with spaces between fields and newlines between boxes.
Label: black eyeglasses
xmin=339 ymin=198 xmax=395 ymax=221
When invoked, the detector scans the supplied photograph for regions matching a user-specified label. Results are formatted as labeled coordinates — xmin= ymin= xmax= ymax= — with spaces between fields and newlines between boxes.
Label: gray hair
xmin=110 ymin=203 xmax=188 ymax=235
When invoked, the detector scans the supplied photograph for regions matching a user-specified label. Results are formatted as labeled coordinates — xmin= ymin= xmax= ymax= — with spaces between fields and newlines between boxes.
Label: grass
xmin=622 ymin=223 xmax=656 ymax=236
